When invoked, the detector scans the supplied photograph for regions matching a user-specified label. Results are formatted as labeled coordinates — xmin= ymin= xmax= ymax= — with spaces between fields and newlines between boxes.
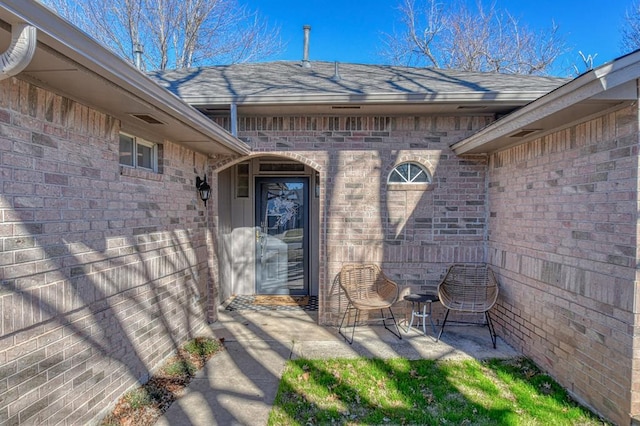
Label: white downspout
xmin=0 ymin=23 xmax=37 ymax=81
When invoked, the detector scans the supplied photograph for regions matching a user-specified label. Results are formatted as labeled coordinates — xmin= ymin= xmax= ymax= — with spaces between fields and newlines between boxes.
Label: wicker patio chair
xmin=436 ymin=264 xmax=500 ymax=348
xmin=338 ymin=264 xmax=402 ymax=344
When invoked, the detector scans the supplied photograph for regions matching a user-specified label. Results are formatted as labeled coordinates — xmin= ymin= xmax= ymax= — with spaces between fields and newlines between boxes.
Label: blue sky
xmin=249 ymin=0 xmax=632 ymax=76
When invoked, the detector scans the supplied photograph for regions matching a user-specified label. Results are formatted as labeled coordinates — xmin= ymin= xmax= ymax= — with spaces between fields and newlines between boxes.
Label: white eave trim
xmin=181 ymin=90 xmax=552 ymax=106
xmin=0 ymin=0 xmax=249 ymax=156
xmin=451 ymin=50 xmax=640 ymax=155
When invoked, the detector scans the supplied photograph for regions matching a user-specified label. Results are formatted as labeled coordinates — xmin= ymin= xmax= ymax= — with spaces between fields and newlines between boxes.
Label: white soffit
xmin=195 ymin=92 xmax=548 ymax=118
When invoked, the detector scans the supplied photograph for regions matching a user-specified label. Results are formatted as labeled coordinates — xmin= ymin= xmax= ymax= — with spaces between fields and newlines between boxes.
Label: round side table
xmin=404 ymin=293 xmax=439 ymax=335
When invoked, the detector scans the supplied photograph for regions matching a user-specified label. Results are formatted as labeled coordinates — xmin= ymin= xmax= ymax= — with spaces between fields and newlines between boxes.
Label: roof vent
xmin=332 ymin=61 xmax=341 ymax=81
xmin=131 ymin=113 xmax=164 ymax=124
xmin=302 ymin=25 xmax=311 ymax=68
xmin=134 ymin=42 xmax=144 ymax=70
xmin=509 ymin=129 xmax=541 ymax=138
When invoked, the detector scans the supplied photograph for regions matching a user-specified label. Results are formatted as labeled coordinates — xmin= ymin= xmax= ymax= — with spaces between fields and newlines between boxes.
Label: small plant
xmin=183 ymin=337 xmax=221 ymax=358
xmin=124 ymin=388 xmax=154 ymax=410
xmin=164 ymin=359 xmax=197 ymax=378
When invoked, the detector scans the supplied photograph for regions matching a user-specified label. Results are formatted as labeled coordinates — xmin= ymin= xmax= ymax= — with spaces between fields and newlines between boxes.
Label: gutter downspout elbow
xmin=0 ymin=23 xmax=37 ymax=81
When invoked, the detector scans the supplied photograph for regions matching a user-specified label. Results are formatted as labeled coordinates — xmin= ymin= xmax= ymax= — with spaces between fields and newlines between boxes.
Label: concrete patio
xmin=155 ymin=308 xmax=519 ymax=426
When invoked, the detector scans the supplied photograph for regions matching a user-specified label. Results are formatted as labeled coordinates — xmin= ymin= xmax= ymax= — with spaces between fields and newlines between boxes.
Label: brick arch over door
xmin=210 ymin=151 xmax=324 ymax=174
xmin=209 ymin=152 xmax=327 ymax=315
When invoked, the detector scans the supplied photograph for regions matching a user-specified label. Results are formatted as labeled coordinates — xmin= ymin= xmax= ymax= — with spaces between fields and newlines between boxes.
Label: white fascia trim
xmin=452 ymin=51 xmax=640 ymax=155
xmin=181 ymin=91 xmax=551 ymax=106
xmin=0 ymin=0 xmax=249 ymax=155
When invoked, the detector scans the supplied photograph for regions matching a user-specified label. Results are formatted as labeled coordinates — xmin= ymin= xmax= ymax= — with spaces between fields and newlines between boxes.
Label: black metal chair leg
xmin=338 ymin=302 xmax=352 ymax=343
xmin=485 ymin=311 xmax=497 ymax=348
xmin=341 ymin=304 xmax=403 ymax=344
xmin=381 ymin=308 xmax=402 ymax=339
xmin=350 ymin=309 xmax=360 ymax=344
xmin=436 ymin=309 xmax=451 ymax=342
xmin=338 ymin=304 xmax=360 ymax=345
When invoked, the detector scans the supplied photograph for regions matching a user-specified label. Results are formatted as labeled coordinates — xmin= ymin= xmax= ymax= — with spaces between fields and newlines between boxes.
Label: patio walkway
xmin=156 ymin=308 xmax=520 ymax=426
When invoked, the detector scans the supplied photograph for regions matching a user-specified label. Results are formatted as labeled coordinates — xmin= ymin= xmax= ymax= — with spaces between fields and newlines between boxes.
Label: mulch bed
xmin=100 ymin=337 xmax=225 ymax=426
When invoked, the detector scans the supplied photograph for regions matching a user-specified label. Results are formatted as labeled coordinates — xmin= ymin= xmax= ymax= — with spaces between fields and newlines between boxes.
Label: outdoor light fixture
xmin=196 ymin=175 xmax=211 ymax=207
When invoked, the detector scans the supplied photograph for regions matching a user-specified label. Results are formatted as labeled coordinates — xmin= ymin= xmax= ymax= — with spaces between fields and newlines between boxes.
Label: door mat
xmin=252 ymin=295 xmax=309 ymax=306
xmin=225 ymin=295 xmax=318 ymax=311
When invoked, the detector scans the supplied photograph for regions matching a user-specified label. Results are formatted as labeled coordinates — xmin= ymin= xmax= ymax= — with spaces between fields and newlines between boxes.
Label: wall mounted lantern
xmin=196 ymin=175 xmax=211 ymax=207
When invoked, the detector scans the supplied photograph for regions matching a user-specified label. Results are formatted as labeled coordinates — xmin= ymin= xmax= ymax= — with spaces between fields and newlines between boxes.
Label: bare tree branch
xmin=41 ymin=0 xmax=284 ymax=70
xmin=622 ymin=0 xmax=640 ymax=53
xmin=380 ymin=0 xmax=566 ymax=75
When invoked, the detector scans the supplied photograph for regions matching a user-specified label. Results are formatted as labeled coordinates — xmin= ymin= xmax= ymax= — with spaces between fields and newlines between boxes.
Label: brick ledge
xmin=120 ymin=165 xmax=163 ymax=181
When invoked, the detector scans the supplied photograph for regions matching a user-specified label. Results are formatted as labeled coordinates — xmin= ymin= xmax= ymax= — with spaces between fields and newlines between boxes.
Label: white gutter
xmin=181 ymin=91 xmax=552 ymax=106
xmin=0 ymin=22 xmax=36 ymax=80
xmin=0 ymin=0 xmax=249 ymax=155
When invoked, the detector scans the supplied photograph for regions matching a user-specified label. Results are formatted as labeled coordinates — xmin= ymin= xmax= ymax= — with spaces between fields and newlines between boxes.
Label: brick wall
xmin=486 ymin=105 xmax=639 ymax=424
xmin=221 ymin=115 xmax=492 ymax=323
xmin=0 ymin=78 xmax=213 ymax=424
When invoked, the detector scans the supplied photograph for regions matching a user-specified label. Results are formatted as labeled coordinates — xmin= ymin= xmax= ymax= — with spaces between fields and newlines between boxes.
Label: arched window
xmin=387 ymin=162 xmax=431 ymax=184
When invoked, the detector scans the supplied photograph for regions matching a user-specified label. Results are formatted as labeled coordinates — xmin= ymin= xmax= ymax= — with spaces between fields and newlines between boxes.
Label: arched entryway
xmin=214 ymin=155 xmax=320 ymax=304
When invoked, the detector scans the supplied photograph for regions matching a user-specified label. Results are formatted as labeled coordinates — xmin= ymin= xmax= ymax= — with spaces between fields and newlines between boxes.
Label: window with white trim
xmin=119 ymin=133 xmax=158 ymax=172
xmin=387 ymin=162 xmax=431 ymax=184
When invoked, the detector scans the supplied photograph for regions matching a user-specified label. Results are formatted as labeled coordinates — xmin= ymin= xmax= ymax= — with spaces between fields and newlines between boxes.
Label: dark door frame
xmin=255 ymin=176 xmax=309 ymax=295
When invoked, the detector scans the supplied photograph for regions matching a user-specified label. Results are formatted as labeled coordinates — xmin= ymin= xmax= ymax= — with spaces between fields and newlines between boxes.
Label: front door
xmin=255 ymin=177 xmax=309 ymax=295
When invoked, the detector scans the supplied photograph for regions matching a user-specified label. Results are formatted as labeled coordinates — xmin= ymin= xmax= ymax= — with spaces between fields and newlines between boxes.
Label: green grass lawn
xmin=268 ymin=357 xmax=608 ymax=425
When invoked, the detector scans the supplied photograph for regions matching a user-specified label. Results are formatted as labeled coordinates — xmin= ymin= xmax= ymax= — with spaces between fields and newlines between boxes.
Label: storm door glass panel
xmin=255 ymin=178 xmax=309 ymax=295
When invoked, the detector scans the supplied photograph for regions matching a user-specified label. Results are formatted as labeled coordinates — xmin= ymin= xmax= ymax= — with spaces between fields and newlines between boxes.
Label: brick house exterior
xmin=0 ymin=2 xmax=249 ymax=424
xmin=212 ymin=115 xmax=491 ymax=326
xmin=0 ymin=77 xmax=219 ymax=424
xmin=2 ymin=1 xmax=640 ymax=424
xmin=153 ymin=61 xmax=563 ymax=321
xmin=485 ymin=106 xmax=638 ymax=423
xmin=155 ymin=57 xmax=640 ymax=424
xmin=449 ymin=54 xmax=640 ymax=424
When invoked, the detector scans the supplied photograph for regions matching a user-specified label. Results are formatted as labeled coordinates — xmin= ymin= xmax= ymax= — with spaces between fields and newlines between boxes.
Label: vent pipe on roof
xmin=332 ymin=61 xmax=341 ymax=81
xmin=302 ymin=25 xmax=311 ymax=68
xmin=0 ymin=23 xmax=37 ymax=81
xmin=134 ymin=42 xmax=144 ymax=70
xmin=230 ymin=103 xmax=238 ymax=137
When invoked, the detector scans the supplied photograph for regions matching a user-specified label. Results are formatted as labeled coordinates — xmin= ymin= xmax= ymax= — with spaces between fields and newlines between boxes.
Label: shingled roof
xmin=149 ymin=61 xmax=567 ymax=116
